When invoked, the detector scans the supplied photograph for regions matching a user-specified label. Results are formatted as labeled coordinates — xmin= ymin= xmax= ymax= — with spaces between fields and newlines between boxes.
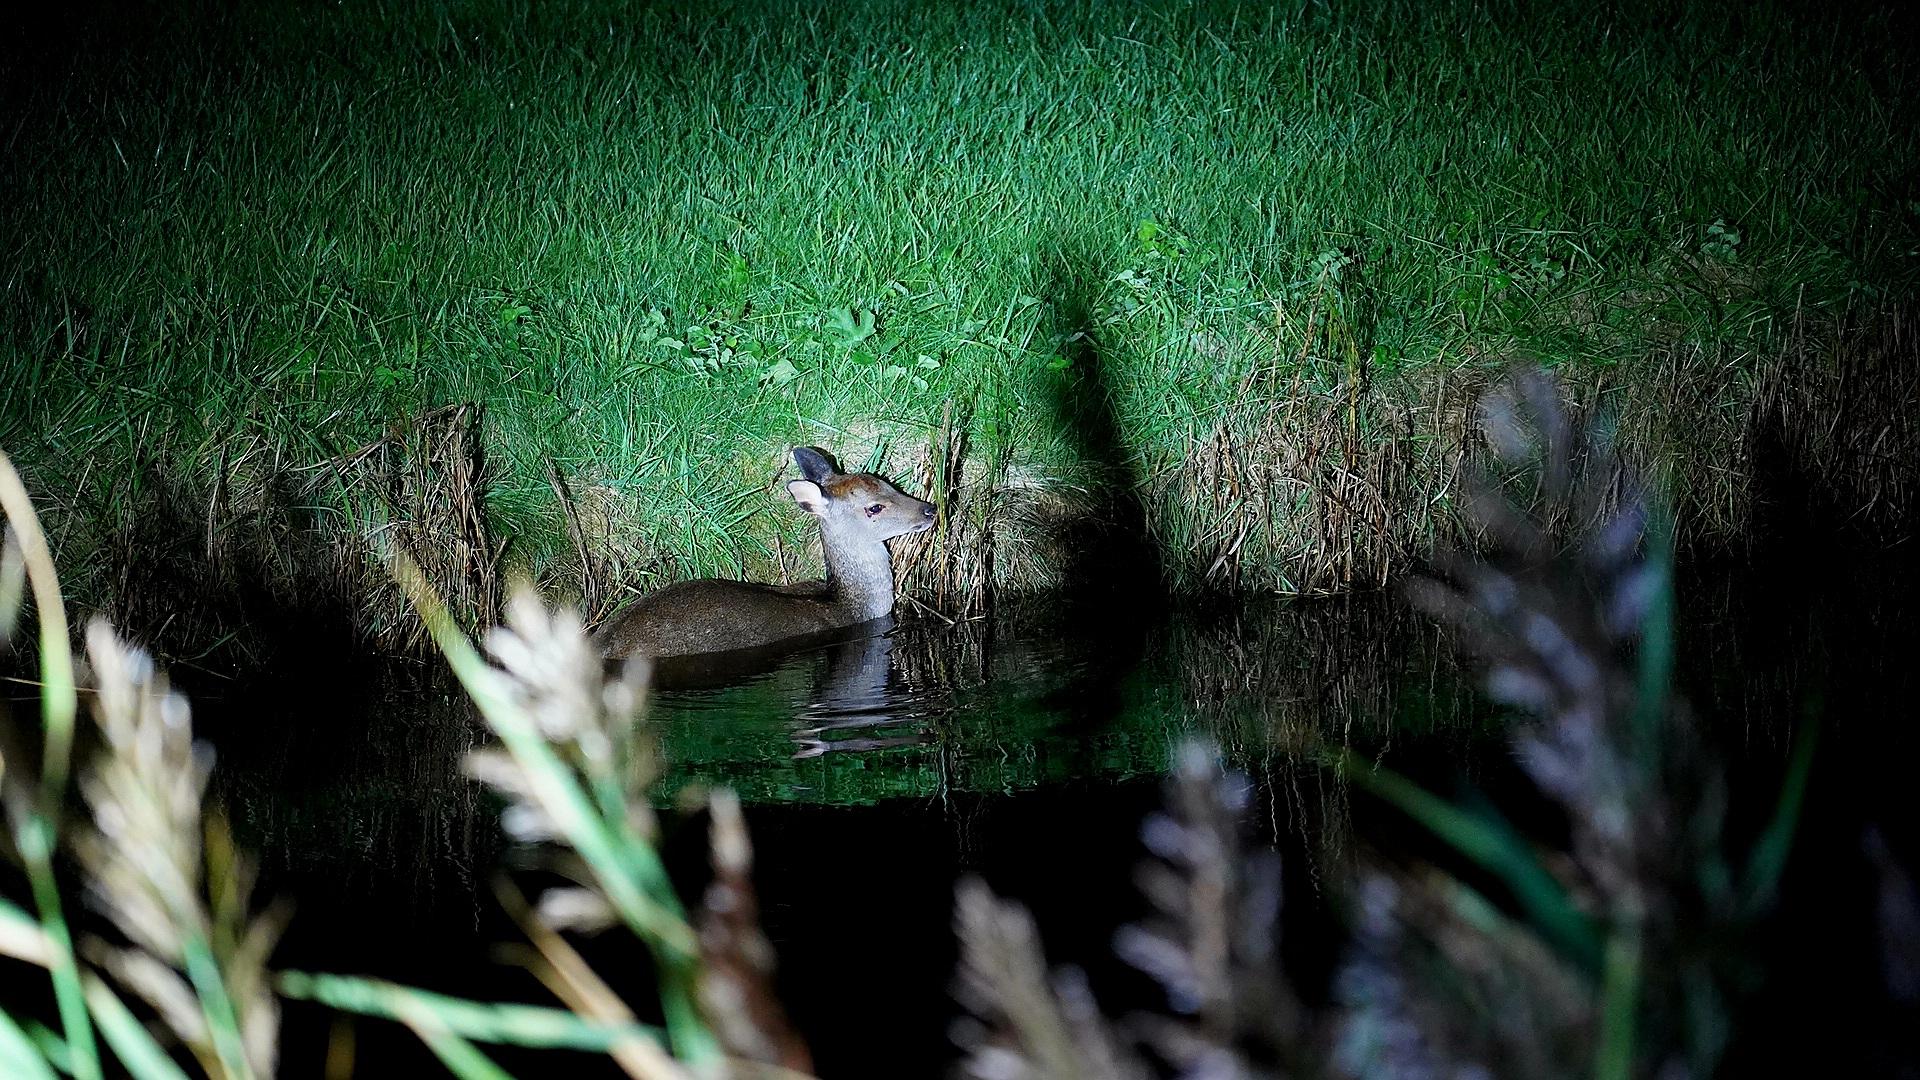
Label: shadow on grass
xmin=1030 ymin=245 xmax=1178 ymax=615
xmin=985 ymin=244 xmax=1194 ymax=743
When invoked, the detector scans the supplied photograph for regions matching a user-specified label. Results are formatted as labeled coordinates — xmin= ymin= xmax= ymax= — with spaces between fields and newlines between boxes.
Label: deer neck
xmin=820 ymin=527 xmax=896 ymax=623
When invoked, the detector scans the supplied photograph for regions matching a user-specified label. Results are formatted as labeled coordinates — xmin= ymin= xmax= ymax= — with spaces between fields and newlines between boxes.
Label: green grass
xmin=2 ymin=0 xmax=1915 ymax=627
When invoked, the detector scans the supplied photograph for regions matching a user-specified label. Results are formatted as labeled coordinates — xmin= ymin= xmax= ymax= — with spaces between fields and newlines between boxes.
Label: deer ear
xmin=791 ymin=446 xmax=839 ymax=484
xmin=787 ymin=480 xmax=828 ymax=516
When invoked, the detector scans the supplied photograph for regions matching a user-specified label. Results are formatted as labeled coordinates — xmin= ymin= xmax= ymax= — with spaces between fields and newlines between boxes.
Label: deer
xmin=592 ymin=446 xmax=936 ymax=666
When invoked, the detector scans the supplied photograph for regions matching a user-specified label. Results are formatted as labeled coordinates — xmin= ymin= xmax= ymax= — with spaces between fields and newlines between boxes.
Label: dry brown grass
xmin=81 ymin=402 xmax=502 ymax=664
xmin=897 ymin=301 xmax=1918 ymax=613
xmin=891 ymin=399 xmax=1003 ymax=622
xmin=1158 ymin=358 xmax=1483 ymax=596
xmin=1746 ymin=304 xmax=1920 ymax=548
xmin=66 ymin=306 xmax=1920 ymax=655
xmin=330 ymin=402 xmax=500 ymax=646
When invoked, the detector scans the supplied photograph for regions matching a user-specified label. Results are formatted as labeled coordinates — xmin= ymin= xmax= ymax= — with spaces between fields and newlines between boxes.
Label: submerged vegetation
xmin=2 ymin=0 xmax=1917 ymax=645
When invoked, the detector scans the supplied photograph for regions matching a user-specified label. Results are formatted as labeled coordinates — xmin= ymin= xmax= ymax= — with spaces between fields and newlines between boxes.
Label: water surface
xmin=198 ymin=564 xmax=1915 ymax=1076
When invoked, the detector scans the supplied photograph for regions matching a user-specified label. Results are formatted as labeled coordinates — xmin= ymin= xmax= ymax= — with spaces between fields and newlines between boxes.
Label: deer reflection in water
xmin=790 ymin=629 xmax=931 ymax=759
xmin=636 ymin=617 xmax=943 ymax=761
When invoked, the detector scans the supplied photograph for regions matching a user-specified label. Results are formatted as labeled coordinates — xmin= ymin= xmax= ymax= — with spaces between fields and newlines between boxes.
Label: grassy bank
xmin=2 ymin=0 xmax=1915 ymax=645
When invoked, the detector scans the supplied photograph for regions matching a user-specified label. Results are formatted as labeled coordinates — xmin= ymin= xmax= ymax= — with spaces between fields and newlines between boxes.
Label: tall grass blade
xmin=1595 ymin=927 xmax=1642 ymax=1080
xmin=1739 ymin=716 xmax=1819 ymax=918
xmin=393 ymin=557 xmax=692 ymax=954
xmin=0 ymin=529 xmax=24 ymax=638
xmin=81 ymin=977 xmax=191 ymax=1080
xmin=0 ymin=1012 xmax=59 ymax=1080
xmin=278 ymin=972 xmax=671 ymax=1053
xmin=1341 ymin=751 xmax=1604 ymax=976
xmin=22 ymin=1022 xmax=70 ymax=1076
xmin=0 ymin=895 xmax=55 ymax=967
xmin=17 ymin=817 xmax=101 ymax=1080
xmin=0 ymin=450 xmax=76 ymax=799
xmin=403 ymin=1021 xmax=516 ymax=1080
xmin=180 ymin=936 xmax=253 ymax=1080
xmin=489 ymin=882 xmax=695 ymax=1079
xmin=390 ymin=556 xmax=719 ymax=1066
xmin=0 ymin=454 xmax=96 ymax=1080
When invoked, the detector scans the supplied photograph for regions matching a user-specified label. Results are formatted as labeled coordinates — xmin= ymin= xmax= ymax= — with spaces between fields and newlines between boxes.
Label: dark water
xmin=192 ymin=558 xmax=1918 ymax=1077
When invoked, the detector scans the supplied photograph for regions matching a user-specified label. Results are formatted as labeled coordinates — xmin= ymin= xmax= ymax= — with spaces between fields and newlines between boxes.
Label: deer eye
xmin=866 ymin=503 xmax=886 ymax=517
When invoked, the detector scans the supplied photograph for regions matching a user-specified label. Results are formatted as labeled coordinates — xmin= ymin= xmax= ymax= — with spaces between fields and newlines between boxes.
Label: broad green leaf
xmin=825 ymin=306 xmax=876 ymax=346
xmin=759 ymin=358 xmax=799 ymax=387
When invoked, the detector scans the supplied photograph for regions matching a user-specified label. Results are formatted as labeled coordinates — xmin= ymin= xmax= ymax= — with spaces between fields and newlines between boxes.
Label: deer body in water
xmin=592 ymin=447 xmax=935 ymax=662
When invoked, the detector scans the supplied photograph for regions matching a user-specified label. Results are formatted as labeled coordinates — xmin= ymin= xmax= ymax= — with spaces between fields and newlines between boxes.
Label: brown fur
xmin=592 ymin=447 xmax=935 ymax=661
